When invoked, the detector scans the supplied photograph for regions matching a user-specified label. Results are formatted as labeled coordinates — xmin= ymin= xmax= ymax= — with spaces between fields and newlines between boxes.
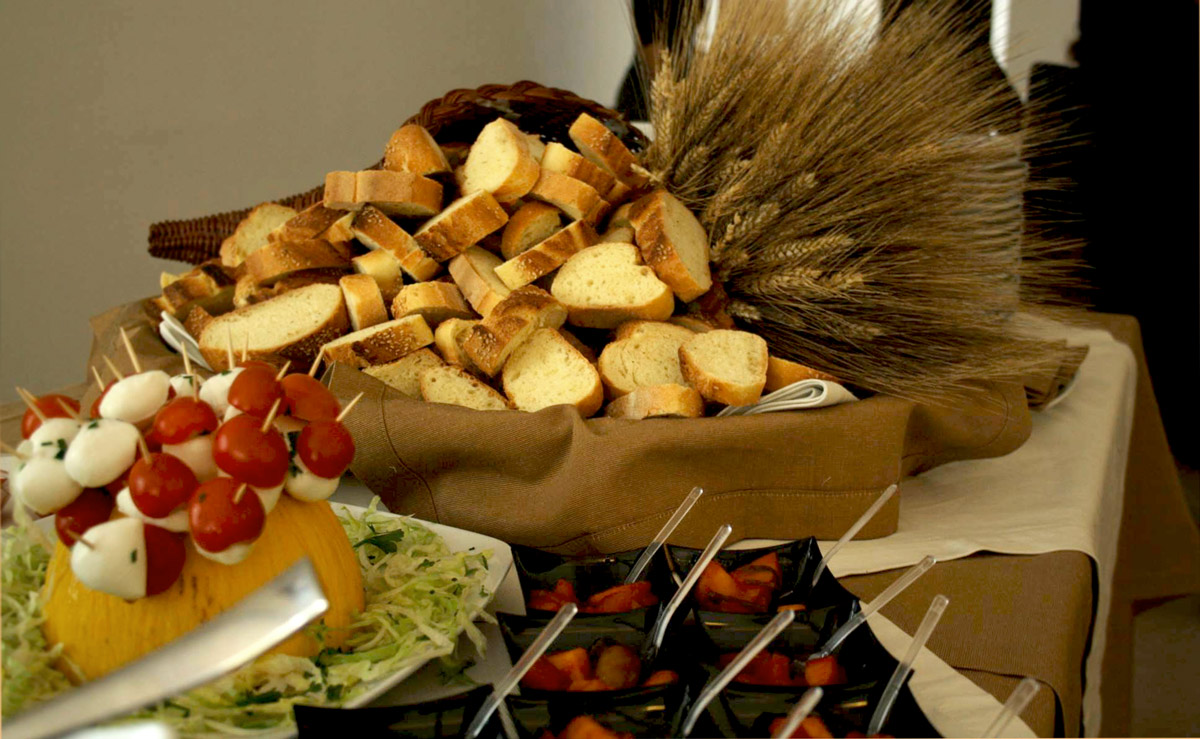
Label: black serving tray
xmin=509 ymin=544 xmax=677 ymax=617
xmin=293 ymin=685 xmax=498 ymax=738
xmin=505 ymin=683 xmax=692 ymax=739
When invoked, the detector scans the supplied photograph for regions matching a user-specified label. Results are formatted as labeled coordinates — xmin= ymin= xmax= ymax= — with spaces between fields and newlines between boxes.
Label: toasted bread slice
xmin=269 ymin=203 xmax=348 ymax=244
xmin=233 ymin=269 xmax=345 ymax=309
xmin=568 ymin=113 xmax=649 ymax=189
xmin=461 ymin=118 xmax=541 ymax=203
xmin=183 ymin=305 xmax=215 ymax=340
xmin=448 ymin=246 xmax=511 ymax=317
xmin=391 ymin=282 xmax=475 ymax=327
xmin=604 ymin=383 xmax=704 ymax=419
xmin=351 ymin=205 xmax=440 ymax=281
xmin=354 ymin=170 xmax=443 ymax=216
xmin=384 ymin=124 xmax=451 ymax=176
xmin=679 ymin=330 xmax=768 ymax=406
xmin=550 ymin=243 xmax=674 ymax=329
xmin=433 ymin=317 xmax=479 ymax=367
xmin=494 ymin=219 xmax=599 ymax=290
xmin=320 ymin=315 xmax=434 ymax=368
xmin=321 ymin=212 xmax=356 ymax=245
xmin=598 ymin=321 xmax=694 ymax=397
xmin=540 ymin=142 xmax=617 ymax=197
xmin=415 ymin=191 xmax=509 ymax=262
xmin=629 ymin=189 xmax=713 ymax=302
xmin=527 ymin=170 xmax=603 ymax=222
xmin=500 ymin=202 xmax=562 ymax=260
xmin=239 ymin=239 xmax=350 ymax=287
xmin=198 ymin=284 xmax=349 ymax=371
xmin=219 ymin=203 xmax=297 ymax=268
xmin=351 ymin=249 xmax=403 ymax=302
xmin=462 ymin=285 xmax=568 ymax=376
xmin=420 ymin=365 xmax=511 ymax=411
xmin=764 ymin=356 xmax=841 ymax=391
xmin=502 ymin=329 xmax=603 ymax=415
xmin=324 ymin=171 xmax=359 ymax=210
xmin=339 ymin=274 xmax=389 ymax=331
xmin=161 ymin=261 xmax=237 ymax=318
xmin=362 ymin=348 xmax=445 ymax=399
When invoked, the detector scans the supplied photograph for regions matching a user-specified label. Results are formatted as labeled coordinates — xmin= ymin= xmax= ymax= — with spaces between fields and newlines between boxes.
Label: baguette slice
xmin=351 ymin=205 xmax=440 ymax=281
xmin=550 ymin=243 xmax=673 ymax=329
xmin=183 ymin=305 xmax=214 ymax=340
xmin=599 ymin=226 xmax=635 ymax=244
xmin=605 ymin=180 xmax=634 ymax=206
xmin=527 ymin=170 xmax=603 ymax=222
xmin=354 ymin=170 xmax=443 ymax=217
xmin=765 ymin=356 xmax=841 ymax=391
xmin=239 ymin=239 xmax=350 ymax=286
xmin=362 ymin=348 xmax=445 ymax=399
xmin=494 ymin=219 xmax=598 ymax=290
xmin=629 ymin=189 xmax=713 ymax=301
xmin=324 ymin=171 xmax=359 ymax=210
xmin=462 ymin=285 xmax=568 ymax=376
xmin=420 ymin=365 xmax=511 ymax=411
xmin=540 ymin=142 xmax=617 ymax=197
xmin=679 ymin=330 xmax=769 ymax=406
xmin=219 ymin=203 xmax=297 ymax=268
xmin=557 ymin=327 xmax=597 ymax=363
xmin=568 ymin=113 xmax=650 ymax=189
xmin=500 ymin=202 xmax=562 ymax=260
xmin=320 ymin=315 xmax=434 ymax=369
xmin=339 ymin=274 xmax=388 ymax=331
xmin=321 ymin=212 xmax=356 ymax=245
xmin=161 ymin=261 xmax=237 ymax=318
xmin=461 ymin=118 xmax=541 ymax=203
xmin=270 ymin=203 xmax=347 ymax=244
xmin=523 ymin=132 xmax=546 ymax=162
xmin=502 ymin=329 xmax=603 ymax=416
xmin=234 ymin=269 xmax=344 ymax=309
xmin=198 ymin=284 xmax=349 ymax=371
xmin=391 ymin=282 xmax=475 ymax=327
xmin=433 ymin=318 xmax=479 ymax=367
xmin=448 ymin=246 xmax=511 ymax=317
xmin=598 ymin=322 xmax=694 ymax=397
xmin=383 ymin=124 xmax=451 ymax=176
xmin=351 ymin=249 xmax=403 ymax=302
xmin=415 ymin=191 xmax=509 ymax=262
xmin=604 ymin=383 xmax=704 ymax=419
xmin=608 ymin=202 xmax=635 ymax=229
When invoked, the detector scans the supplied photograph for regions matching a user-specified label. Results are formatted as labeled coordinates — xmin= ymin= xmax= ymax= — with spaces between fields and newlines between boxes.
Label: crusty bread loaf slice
xmin=448 ymin=246 xmax=511 ymax=317
xmin=500 ymin=202 xmax=562 ymax=260
xmin=605 ymin=180 xmax=634 ymax=206
xmin=324 ymin=171 xmax=359 ymax=210
xmin=183 ymin=305 xmax=215 ymax=340
xmin=161 ymin=261 xmax=237 ymax=318
xmin=354 ymin=170 xmax=443 ymax=217
xmin=604 ymin=383 xmax=704 ymax=419
xmin=598 ymin=322 xmax=694 ymax=397
xmin=462 ymin=285 xmax=568 ymax=376
xmin=320 ymin=315 xmax=434 ymax=369
xmin=269 ymin=203 xmax=347 ymax=244
xmin=322 ymin=212 xmax=356 ymax=245
xmin=764 ymin=356 xmax=840 ymax=391
xmin=549 ymin=243 xmax=674 ymax=329
xmin=233 ymin=269 xmax=345 ymax=309
xmin=527 ymin=170 xmax=603 ymax=222
xmin=501 ymin=329 xmax=603 ymax=415
xmin=523 ymin=132 xmax=546 ymax=162
xmin=239 ymin=239 xmax=350 ymax=287
xmin=415 ymin=191 xmax=509 ymax=262
xmin=219 ymin=203 xmax=297 ymax=268
xmin=198 ymin=284 xmax=349 ymax=371
xmin=384 ymin=124 xmax=451 ymax=176
xmin=558 ymin=327 xmax=597 ymax=363
xmin=608 ymin=202 xmax=634 ymax=229
xmin=494 ymin=219 xmax=599 ymax=290
xmin=391 ymin=282 xmax=475 ymax=327
xmin=420 ymin=365 xmax=511 ymax=411
xmin=568 ymin=113 xmax=650 ymax=189
xmin=629 ymin=189 xmax=713 ymax=302
xmin=540 ymin=142 xmax=617 ymax=197
xmin=599 ymin=226 xmax=635 ymax=243
xmin=351 ymin=205 xmax=440 ymax=281
xmin=461 ymin=118 xmax=541 ymax=204
xmin=433 ymin=317 xmax=479 ymax=367
xmin=584 ymin=197 xmax=613 ymax=227
xmin=351 ymin=249 xmax=403 ymax=302
xmin=363 ymin=348 xmax=445 ymax=399
xmin=669 ymin=315 xmax=720 ymax=333
xmin=679 ymin=330 xmax=768 ymax=406
xmin=340 ymin=274 xmax=389 ymax=331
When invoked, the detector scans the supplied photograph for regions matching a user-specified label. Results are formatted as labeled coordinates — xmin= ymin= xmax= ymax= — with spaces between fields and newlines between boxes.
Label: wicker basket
xmin=145 ymin=81 xmax=648 ymax=266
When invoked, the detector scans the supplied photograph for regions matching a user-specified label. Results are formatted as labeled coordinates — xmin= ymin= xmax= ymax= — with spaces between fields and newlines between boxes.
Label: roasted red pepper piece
xmin=696 ymin=561 xmax=771 ymax=613
xmin=546 ymin=648 xmax=593 ymax=684
xmin=593 ymin=644 xmax=641 ymax=689
xmin=582 ymin=581 xmax=659 ymax=613
xmin=731 ymin=552 xmax=782 ymax=590
xmin=522 ymin=656 xmax=572 ymax=691
xmin=803 ymin=655 xmax=847 ymax=686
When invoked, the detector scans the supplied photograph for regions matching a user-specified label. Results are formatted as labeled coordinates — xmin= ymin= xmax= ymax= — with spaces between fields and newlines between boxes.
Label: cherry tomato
xmin=153 ymin=396 xmax=218 ymax=445
xmin=188 ymin=477 xmax=266 ymax=552
xmin=128 ymin=452 xmax=199 ymax=518
xmin=144 ymin=523 xmax=187 ymax=596
xmin=228 ymin=366 xmax=284 ymax=418
xmin=212 ymin=414 xmax=289 ymax=487
xmin=21 ymin=394 xmax=81 ymax=438
xmin=54 ymin=488 xmax=114 ymax=547
xmin=90 ymin=382 xmax=116 ymax=420
xmin=280 ymin=374 xmax=340 ymax=422
xmin=296 ymin=421 xmax=355 ymax=478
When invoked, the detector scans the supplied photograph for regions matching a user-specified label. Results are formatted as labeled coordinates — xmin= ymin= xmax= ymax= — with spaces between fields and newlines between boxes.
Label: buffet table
xmin=2 ymin=311 xmax=1196 ymax=737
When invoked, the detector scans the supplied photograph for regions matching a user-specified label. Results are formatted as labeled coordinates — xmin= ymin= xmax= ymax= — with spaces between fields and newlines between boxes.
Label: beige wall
xmin=0 ymin=0 xmax=634 ymax=402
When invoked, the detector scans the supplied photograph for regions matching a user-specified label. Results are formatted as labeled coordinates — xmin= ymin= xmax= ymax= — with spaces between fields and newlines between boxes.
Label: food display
xmin=528 ymin=580 xmax=660 ymax=615
xmin=522 ymin=642 xmax=679 ymax=693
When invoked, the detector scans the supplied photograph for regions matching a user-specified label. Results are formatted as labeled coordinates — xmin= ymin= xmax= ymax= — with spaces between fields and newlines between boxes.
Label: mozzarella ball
xmin=254 ymin=483 xmax=283 ymax=514
xmin=28 ymin=418 xmax=83 ymax=458
xmin=162 ymin=435 xmax=218 ymax=482
xmin=170 ymin=373 xmax=204 ymax=398
xmin=223 ymin=405 xmax=243 ymax=422
xmin=193 ymin=540 xmax=253 ymax=565
xmin=198 ymin=368 xmax=243 ymax=418
xmin=99 ymin=370 xmax=172 ymax=424
xmin=284 ymin=454 xmax=339 ymax=502
xmin=116 ymin=487 xmax=189 ymax=533
xmin=64 ymin=419 xmax=139 ymax=488
xmin=70 ymin=517 xmax=147 ymax=600
xmin=13 ymin=457 xmax=84 ymax=515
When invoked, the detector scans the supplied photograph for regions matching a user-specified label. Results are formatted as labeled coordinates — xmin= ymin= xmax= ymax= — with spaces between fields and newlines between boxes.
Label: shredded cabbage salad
xmin=1 ymin=499 xmax=495 ymax=735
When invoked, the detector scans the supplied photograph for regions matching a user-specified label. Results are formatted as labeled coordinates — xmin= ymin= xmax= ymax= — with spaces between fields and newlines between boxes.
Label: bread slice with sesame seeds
xmin=678 ymin=329 xmax=769 ymax=406
xmin=461 ymin=285 xmax=567 ymax=376
xmin=540 ymin=142 xmax=618 ymax=198
xmin=434 ymin=317 xmax=479 ymax=367
xmin=629 ymin=189 xmax=713 ymax=301
xmin=383 ymin=124 xmax=451 ymax=176
xmin=568 ymin=113 xmax=650 ymax=190
xmin=351 ymin=249 xmax=403 ymax=302
xmin=351 ymin=205 xmax=440 ymax=282
xmin=526 ymin=170 xmax=604 ymax=222
xmin=502 ymin=328 xmax=603 ymax=416
xmin=363 ymin=348 xmax=446 ymax=399
xmin=448 ymin=246 xmax=511 ymax=317
xmin=239 ymin=239 xmax=350 ymax=287
xmin=391 ymin=282 xmax=475 ymax=328
xmin=420 ymin=364 xmax=512 ymax=411
xmin=494 ymin=219 xmax=598 ymax=290
xmin=500 ymin=202 xmax=563 ymax=260
xmin=415 ymin=191 xmax=509 ymax=262
xmin=319 ymin=315 xmax=434 ymax=369
xmin=354 ymin=170 xmax=443 ymax=217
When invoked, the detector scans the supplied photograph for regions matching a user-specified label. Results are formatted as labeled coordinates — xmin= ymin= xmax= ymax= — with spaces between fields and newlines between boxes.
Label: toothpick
xmin=260 ymin=398 xmax=283 ymax=433
xmin=15 ymin=388 xmax=46 ymax=422
xmin=225 ymin=327 xmax=235 ymax=370
xmin=242 ymin=334 xmax=250 ymax=363
xmin=233 ymin=482 xmax=248 ymax=505
xmin=0 ymin=440 xmax=28 ymax=459
xmin=274 ymin=361 xmax=292 ymax=382
xmin=181 ymin=344 xmax=194 ymax=377
xmin=102 ymin=355 xmax=125 ymax=381
xmin=91 ymin=366 xmax=106 ymax=392
xmin=307 ymin=350 xmax=323 ymax=378
xmin=55 ymin=397 xmax=82 ymax=421
xmin=68 ymin=530 xmax=96 ymax=550
xmin=335 ymin=392 xmax=364 ymax=423
xmin=135 ymin=432 xmax=152 ymax=461
xmin=119 ymin=326 xmax=143 ymax=374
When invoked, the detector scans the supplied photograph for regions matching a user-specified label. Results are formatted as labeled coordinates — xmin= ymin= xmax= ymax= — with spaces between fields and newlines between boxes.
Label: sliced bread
xmin=568 ymin=113 xmax=650 ymax=189
xmin=598 ymin=321 xmax=694 ymax=397
xmin=339 ymin=274 xmax=388 ymax=331
xmin=629 ymin=189 xmax=713 ymax=301
xmin=161 ymin=261 xmax=237 ymax=318
xmin=319 ymin=315 xmax=434 ymax=368
xmin=526 ymin=170 xmax=603 ymax=222
xmin=540 ymin=142 xmax=617 ymax=197
xmin=462 ymin=285 xmax=568 ymax=376
xmin=351 ymin=205 xmax=440 ymax=281
xmin=549 ymin=243 xmax=674 ymax=329
xmin=354 ymin=170 xmax=443 ymax=216
xmin=391 ymin=282 xmax=475 ymax=327
xmin=414 ymin=191 xmax=509 ymax=261
xmin=502 ymin=328 xmax=603 ymax=416
xmin=351 ymin=249 xmax=403 ymax=302
xmin=604 ymin=384 xmax=705 ymax=419
xmin=269 ymin=203 xmax=348 ymax=244
xmin=678 ymin=330 xmax=768 ymax=406
xmin=362 ymin=348 xmax=445 ymax=399
xmin=494 ymin=219 xmax=598 ymax=290
xmin=420 ymin=365 xmax=511 ymax=411
xmin=183 ymin=305 xmax=214 ymax=340
xmin=523 ymin=132 xmax=546 ymax=162
xmin=321 ymin=211 xmax=356 ymax=245
xmin=219 ymin=203 xmax=297 ymax=268
xmin=383 ymin=124 xmax=451 ymax=176
xmin=599 ymin=226 xmax=635 ymax=243
xmin=198 ymin=284 xmax=349 ymax=371
xmin=765 ymin=356 xmax=840 ymax=391
xmin=500 ymin=201 xmax=562 ymax=260
xmin=239 ymin=239 xmax=350 ymax=286
xmin=433 ymin=317 xmax=479 ymax=367
xmin=461 ymin=118 xmax=541 ymax=203
xmin=448 ymin=246 xmax=511 ymax=317
xmin=233 ymin=269 xmax=344 ymax=309
xmin=323 ymin=171 xmax=359 ymax=210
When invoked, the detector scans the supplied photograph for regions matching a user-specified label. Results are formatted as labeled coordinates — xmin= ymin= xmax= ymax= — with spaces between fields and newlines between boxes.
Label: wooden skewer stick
xmin=335 ymin=392 xmax=365 ymax=424
xmin=274 ymin=361 xmax=292 ymax=382
xmin=242 ymin=334 xmax=250 ymax=363
xmin=181 ymin=343 xmax=194 ymax=377
xmin=0 ymin=440 xmax=28 ymax=459
xmin=119 ymin=326 xmax=143 ymax=374
xmin=225 ymin=327 xmax=235 ymax=370
xmin=260 ymin=398 xmax=283 ymax=433
xmin=55 ymin=398 xmax=82 ymax=421
xmin=308 ymin=350 xmax=324 ymax=378
xmin=67 ymin=529 xmax=96 ymax=549
xmin=233 ymin=482 xmax=248 ymax=505
xmin=135 ymin=432 xmax=152 ymax=461
xmin=102 ymin=355 xmax=125 ymax=381
xmin=15 ymin=387 xmax=46 ymax=422
xmin=91 ymin=366 xmax=106 ymax=393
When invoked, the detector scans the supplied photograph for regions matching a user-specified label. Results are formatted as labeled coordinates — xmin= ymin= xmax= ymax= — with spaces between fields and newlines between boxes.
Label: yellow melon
xmin=41 ymin=497 xmax=364 ymax=681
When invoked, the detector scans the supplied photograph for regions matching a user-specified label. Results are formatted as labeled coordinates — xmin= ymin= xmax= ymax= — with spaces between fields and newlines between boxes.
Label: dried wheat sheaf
xmin=641 ymin=0 xmax=1081 ymax=402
